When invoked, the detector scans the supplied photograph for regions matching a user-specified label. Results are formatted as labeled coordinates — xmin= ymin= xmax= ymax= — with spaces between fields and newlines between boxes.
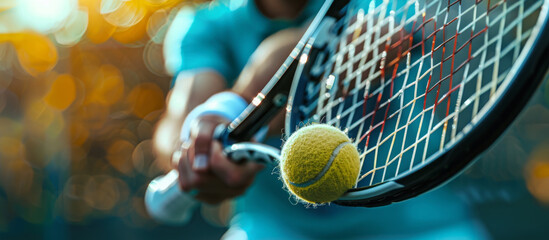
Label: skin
xmin=152 ymin=0 xmax=308 ymax=205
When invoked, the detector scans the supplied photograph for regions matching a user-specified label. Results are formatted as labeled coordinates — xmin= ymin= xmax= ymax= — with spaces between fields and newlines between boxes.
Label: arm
xmin=153 ymin=70 xmax=227 ymax=172
xmin=153 ymin=27 xmax=305 ymax=206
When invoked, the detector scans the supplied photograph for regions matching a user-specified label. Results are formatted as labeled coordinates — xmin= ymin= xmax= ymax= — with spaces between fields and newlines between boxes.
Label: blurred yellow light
xmin=146 ymin=9 xmax=168 ymax=43
xmin=44 ymin=74 xmax=76 ymax=110
xmin=76 ymin=102 xmax=110 ymax=130
xmin=84 ymin=176 xmax=120 ymax=211
xmin=64 ymin=175 xmax=89 ymax=199
xmin=525 ymin=143 xmax=549 ymax=204
xmin=112 ymin=11 xmax=150 ymax=44
xmin=106 ymin=139 xmax=135 ymax=175
xmin=127 ymin=82 xmax=164 ymax=119
xmin=68 ymin=146 xmax=88 ymax=171
xmin=144 ymin=0 xmax=170 ymax=7
xmin=136 ymin=119 xmax=153 ymax=139
xmin=70 ymin=123 xmax=89 ymax=146
xmin=54 ymin=7 xmax=89 ymax=46
xmin=0 ymin=42 xmax=13 ymax=73
xmin=0 ymin=159 xmax=34 ymax=200
xmin=0 ymin=118 xmax=23 ymax=139
xmin=115 ymin=178 xmax=130 ymax=202
xmin=132 ymin=139 xmax=157 ymax=176
xmin=69 ymin=51 xmax=101 ymax=84
xmin=143 ymin=107 xmax=162 ymax=122
xmin=143 ymin=41 xmax=166 ymax=76
xmin=100 ymin=0 xmax=124 ymax=15
xmin=104 ymin=0 xmax=147 ymax=28
xmin=89 ymin=64 xmax=124 ymax=106
xmin=117 ymin=128 xmax=139 ymax=145
xmin=63 ymin=175 xmax=93 ymax=222
xmin=86 ymin=0 xmax=116 ymax=44
xmin=531 ymin=162 xmax=549 ymax=179
xmin=25 ymin=101 xmax=55 ymax=134
xmin=0 ymin=137 xmax=24 ymax=160
xmin=10 ymin=32 xmax=58 ymax=76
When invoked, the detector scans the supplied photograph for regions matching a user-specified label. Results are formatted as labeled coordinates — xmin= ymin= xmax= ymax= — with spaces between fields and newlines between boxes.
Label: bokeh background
xmin=0 ymin=0 xmax=229 ymax=239
xmin=0 ymin=0 xmax=548 ymax=239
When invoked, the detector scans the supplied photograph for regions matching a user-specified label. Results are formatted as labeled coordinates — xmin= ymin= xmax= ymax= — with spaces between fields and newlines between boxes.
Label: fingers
xmin=209 ymin=141 xmax=265 ymax=188
xmin=189 ymin=118 xmax=218 ymax=172
xmin=176 ymin=143 xmax=196 ymax=192
xmin=177 ymin=143 xmax=261 ymax=204
xmin=176 ymin=116 xmax=265 ymax=205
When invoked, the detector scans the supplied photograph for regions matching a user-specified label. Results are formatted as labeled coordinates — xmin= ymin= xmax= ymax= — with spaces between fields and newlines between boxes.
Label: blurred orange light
xmin=63 ymin=175 xmax=93 ymax=222
xmin=132 ymin=139 xmax=158 ymax=176
xmin=84 ymin=175 xmax=120 ymax=211
xmin=25 ymin=101 xmax=56 ymax=135
xmin=0 ymin=137 xmax=25 ymax=160
xmin=112 ymin=11 xmax=151 ymax=44
xmin=0 ymin=118 xmax=23 ymax=141
xmin=107 ymin=139 xmax=135 ymax=175
xmin=1 ymin=159 xmax=35 ymax=200
xmin=525 ymin=143 xmax=549 ymax=204
xmin=127 ymin=82 xmax=164 ymax=119
xmin=44 ymin=74 xmax=77 ymax=110
xmin=104 ymin=0 xmax=147 ymax=28
xmin=85 ymin=1 xmax=117 ymax=44
xmin=89 ymin=64 xmax=125 ymax=106
xmin=146 ymin=9 xmax=169 ymax=42
xmin=144 ymin=0 xmax=171 ymax=7
xmin=76 ymin=102 xmax=110 ymax=131
xmin=9 ymin=32 xmax=58 ymax=76
xmin=70 ymin=122 xmax=89 ymax=146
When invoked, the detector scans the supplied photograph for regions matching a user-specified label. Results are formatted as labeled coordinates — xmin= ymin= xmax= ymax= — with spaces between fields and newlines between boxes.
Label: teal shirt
xmin=164 ymin=0 xmax=488 ymax=239
xmin=165 ymin=0 xmax=323 ymax=85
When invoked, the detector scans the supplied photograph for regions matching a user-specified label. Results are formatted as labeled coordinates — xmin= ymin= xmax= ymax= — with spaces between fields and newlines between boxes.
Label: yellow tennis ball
xmin=280 ymin=124 xmax=360 ymax=204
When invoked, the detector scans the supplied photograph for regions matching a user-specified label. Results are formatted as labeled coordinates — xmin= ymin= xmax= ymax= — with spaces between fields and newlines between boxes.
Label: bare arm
xmin=233 ymin=28 xmax=306 ymax=135
xmin=153 ymin=71 xmax=226 ymax=171
xmin=153 ymin=27 xmax=305 ymax=205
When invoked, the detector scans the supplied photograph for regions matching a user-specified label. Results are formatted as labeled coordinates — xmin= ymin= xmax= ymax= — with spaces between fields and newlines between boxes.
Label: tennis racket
xmin=146 ymin=0 xmax=549 ymax=223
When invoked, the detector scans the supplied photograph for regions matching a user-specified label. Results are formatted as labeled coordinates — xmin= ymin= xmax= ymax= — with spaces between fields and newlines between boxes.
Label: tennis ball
xmin=280 ymin=124 xmax=360 ymax=204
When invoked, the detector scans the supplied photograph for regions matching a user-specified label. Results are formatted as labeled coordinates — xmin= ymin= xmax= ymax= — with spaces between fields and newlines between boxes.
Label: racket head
xmin=286 ymin=0 xmax=549 ymax=206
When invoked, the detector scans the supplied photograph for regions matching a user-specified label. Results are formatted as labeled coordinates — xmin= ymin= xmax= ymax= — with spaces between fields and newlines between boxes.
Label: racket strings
xmin=300 ymin=0 xmax=542 ymax=188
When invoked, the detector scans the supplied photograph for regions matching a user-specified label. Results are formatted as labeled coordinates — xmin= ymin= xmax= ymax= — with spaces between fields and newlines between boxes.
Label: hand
xmin=174 ymin=115 xmax=265 ymax=205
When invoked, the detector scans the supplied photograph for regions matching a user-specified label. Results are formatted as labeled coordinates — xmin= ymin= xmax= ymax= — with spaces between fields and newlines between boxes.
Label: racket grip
xmin=145 ymin=169 xmax=199 ymax=225
xmin=145 ymin=142 xmax=280 ymax=225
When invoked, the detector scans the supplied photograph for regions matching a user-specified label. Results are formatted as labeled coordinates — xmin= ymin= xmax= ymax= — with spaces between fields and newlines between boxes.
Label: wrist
xmin=180 ymin=92 xmax=248 ymax=142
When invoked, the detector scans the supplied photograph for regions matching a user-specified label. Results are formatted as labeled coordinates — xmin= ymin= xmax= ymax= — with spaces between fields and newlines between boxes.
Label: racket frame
xmin=287 ymin=0 xmax=549 ymax=207
xmin=220 ymin=0 xmax=549 ymax=207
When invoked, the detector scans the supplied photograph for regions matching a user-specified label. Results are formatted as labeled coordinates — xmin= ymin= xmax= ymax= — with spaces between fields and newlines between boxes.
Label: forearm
xmin=232 ymin=28 xmax=304 ymax=101
xmin=232 ymin=27 xmax=306 ymax=136
xmin=155 ymin=28 xmax=305 ymax=170
xmin=153 ymin=70 xmax=227 ymax=171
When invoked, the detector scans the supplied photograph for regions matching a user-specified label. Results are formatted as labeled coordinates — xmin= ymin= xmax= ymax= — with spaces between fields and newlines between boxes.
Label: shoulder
xmin=164 ymin=1 xmax=238 ymax=76
xmin=172 ymin=1 xmax=233 ymax=36
xmin=164 ymin=0 xmax=252 ymax=53
xmin=193 ymin=1 xmax=234 ymax=27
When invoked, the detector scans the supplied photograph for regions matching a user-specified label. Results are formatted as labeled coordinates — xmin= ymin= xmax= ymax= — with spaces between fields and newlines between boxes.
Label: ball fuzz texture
xmin=280 ymin=124 xmax=360 ymax=204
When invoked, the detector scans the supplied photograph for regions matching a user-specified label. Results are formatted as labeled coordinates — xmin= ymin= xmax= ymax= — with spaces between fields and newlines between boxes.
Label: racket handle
xmin=145 ymin=169 xmax=198 ymax=225
xmin=145 ymin=142 xmax=280 ymax=224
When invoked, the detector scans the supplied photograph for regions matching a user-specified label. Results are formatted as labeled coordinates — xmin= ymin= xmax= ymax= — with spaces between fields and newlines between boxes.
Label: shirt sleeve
xmin=164 ymin=5 xmax=234 ymax=83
